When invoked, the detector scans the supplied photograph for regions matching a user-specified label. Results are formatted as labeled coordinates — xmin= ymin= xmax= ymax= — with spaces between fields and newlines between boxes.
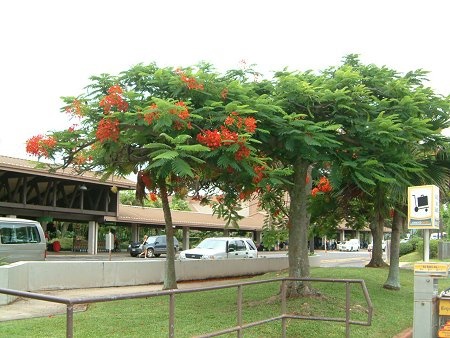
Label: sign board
xmin=414 ymin=263 xmax=449 ymax=277
xmin=438 ymin=328 xmax=450 ymax=338
xmin=439 ymin=299 xmax=450 ymax=316
xmin=105 ymin=232 xmax=114 ymax=251
xmin=408 ymin=185 xmax=440 ymax=229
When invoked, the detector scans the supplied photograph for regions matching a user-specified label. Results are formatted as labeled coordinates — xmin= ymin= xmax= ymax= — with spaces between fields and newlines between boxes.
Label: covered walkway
xmin=0 ymin=155 xmax=263 ymax=253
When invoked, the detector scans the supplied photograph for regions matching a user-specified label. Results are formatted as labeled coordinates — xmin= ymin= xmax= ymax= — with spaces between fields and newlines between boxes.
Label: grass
xmin=2 ymin=267 xmax=449 ymax=338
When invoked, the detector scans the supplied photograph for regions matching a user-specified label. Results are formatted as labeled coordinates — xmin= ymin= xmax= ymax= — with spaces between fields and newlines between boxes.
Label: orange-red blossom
xmin=311 ymin=176 xmax=332 ymax=197
xmin=25 ymin=135 xmax=57 ymax=157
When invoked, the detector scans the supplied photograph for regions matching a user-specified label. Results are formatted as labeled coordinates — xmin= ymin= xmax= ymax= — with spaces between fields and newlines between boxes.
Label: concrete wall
xmin=438 ymin=242 xmax=450 ymax=260
xmin=0 ymin=256 xmax=295 ymax=305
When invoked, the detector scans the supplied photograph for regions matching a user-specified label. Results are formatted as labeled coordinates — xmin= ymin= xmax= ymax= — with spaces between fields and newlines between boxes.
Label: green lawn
xmin=1 ymin=267 xmax=448 ymax=338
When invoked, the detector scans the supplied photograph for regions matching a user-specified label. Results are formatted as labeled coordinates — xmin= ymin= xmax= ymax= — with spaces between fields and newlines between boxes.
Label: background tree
xmin=253 ymin=55 xmax=449 ymax=296
xmin=253 ymin=71 xmax=343 ymax=297
xmin=324 ymin=56 xmax=450 ymax=288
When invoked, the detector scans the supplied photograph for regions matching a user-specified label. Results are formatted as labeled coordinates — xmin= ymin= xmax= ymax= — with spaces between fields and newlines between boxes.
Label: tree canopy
xmin=27 ymin=56 xmax=450 ymax=293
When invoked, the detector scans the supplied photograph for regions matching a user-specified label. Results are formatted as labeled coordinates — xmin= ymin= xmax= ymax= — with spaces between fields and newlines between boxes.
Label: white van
xmin=430 ymin=232 xmax=447 ymax=240
xmin=0 ymin=217 xmax=46 ymax=263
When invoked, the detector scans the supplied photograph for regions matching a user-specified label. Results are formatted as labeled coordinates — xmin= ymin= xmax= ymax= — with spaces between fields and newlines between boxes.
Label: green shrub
xmin=416 ymin=239 xmax=439 ymax=259
xmin=399 ymin=242 xmax=414 ymax=256
xmin=409 ymin=237 xmax=422 ymax=251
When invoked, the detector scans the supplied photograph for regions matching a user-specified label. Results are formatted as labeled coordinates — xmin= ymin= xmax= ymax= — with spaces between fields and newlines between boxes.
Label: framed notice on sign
xmin=407 ymin=185 xmax=440 ymax=229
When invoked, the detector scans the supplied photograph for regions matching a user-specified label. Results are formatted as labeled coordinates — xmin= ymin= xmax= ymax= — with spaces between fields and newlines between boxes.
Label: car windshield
xmin=146 ymin=237 xmax=157 ymax=244
xmin=196 ymin=238 xmax=226 ymax=250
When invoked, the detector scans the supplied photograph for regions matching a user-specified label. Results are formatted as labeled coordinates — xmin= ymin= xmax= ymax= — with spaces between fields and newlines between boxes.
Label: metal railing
xmin=0 ymin=277 xmax=373 ymax=338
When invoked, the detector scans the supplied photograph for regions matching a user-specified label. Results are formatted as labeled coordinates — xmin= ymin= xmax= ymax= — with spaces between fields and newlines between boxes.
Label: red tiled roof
xmin=110 ymin=204 xmax=265 ymax=231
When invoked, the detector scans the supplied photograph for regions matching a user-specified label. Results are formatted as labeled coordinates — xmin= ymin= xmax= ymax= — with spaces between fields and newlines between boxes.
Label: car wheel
xmin=147 ymin=248 xmax=155 ymax=258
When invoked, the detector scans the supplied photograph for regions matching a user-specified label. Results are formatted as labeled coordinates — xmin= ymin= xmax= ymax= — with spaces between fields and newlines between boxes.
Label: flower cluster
xmin=311 ymin=176 xmax=332 ymax=197
xmin=175 ymin=68 xmax=204 ymax=90
xmin=96 ymin=118 xmax=120 ymax=142
xmin=74 ymin=153 xmax=93 ymax=165
xmin=139 ymin=171 xmax=153 ymax=189
xmin=252 ymin=165 xmax=266 ymax=184
xmin=196 ymin=126 xmax=241 ymax=148
xmin=224 ymin=112 xmax=257 ymax=133
xmin=170 ymin=101 xmax=192 ymax=130
xmin=196 ymin=129 xmax=222 ymax=148
xmin=143 ymin=101 xmax=192 ymax=130
xmin=99 ymin=85 xmax=128 ymax=114
xmin=143 ymin=103 xmax=159 ymax=125
xmin=196 ymin=112 xmax=257 ymax=161
xmin=65 ymin=99 xmax=83 ymax=117
xmin=25 ymin=135 xmax=57 ymax=157
xmin=235 ymin=143 xmax=251 ymax=160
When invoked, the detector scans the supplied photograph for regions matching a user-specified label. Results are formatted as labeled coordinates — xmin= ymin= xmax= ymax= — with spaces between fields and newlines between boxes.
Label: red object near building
xmin=52 ymin=241 xmax=61 ymax=252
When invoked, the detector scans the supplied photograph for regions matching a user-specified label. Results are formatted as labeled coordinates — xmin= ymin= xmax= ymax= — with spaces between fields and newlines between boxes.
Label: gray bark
xmin=366 ymin=213 xmax=389 ymax=268
xmin=286 ymin=159 xmax=313 ymax=297
xmin=159 ymin=180 xmax=178 ymax=290
xmin=383 ymin=209 xmax=402 ymax=290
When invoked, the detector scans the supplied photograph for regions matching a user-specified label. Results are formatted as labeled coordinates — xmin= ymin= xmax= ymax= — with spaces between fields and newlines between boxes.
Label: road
xmin=313 ymin=249 xmax=376 ymax=267
xmin=46 ymin=249 xmax=380 ymax=268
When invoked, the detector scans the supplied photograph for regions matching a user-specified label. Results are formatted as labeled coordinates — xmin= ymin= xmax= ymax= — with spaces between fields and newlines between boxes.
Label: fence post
xmin=66 ymin=304 xmax=74 ymax=338
xmin=169 ymin=293 xmax=175 ymax=338
xmin=281 ymin=279 xmax=287 ymax=338
xmin=345 ymin=282 xmax=351 ymax=338
xmin=237 ymin=285 xmax=243 ymax=338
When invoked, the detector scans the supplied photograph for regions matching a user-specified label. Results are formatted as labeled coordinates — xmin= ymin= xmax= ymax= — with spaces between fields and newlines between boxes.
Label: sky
xmin=1 ymin=0 xmax=449 ymax=160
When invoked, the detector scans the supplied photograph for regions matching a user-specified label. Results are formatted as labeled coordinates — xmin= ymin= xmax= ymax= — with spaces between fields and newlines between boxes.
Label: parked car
xmin=179 ymin=237 xmax=258 ymax=260
xmin=367 ymin=241 xmax=387 ymax=252
xmin=336 ymin=241 xmax=346 ymax=251
xmin=339 ymin=238 xmax=360 ymax=252
xmin=128 ymin=235 xmax=179 ymax=258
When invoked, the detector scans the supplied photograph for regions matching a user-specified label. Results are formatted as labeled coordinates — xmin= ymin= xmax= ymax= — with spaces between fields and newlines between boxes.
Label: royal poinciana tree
xmin=26 ymin=63 xmax=268 ymax=290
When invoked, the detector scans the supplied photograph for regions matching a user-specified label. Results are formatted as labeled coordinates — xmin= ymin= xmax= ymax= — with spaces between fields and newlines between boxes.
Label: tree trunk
xmin=366 ymin=213 xmax=389 ymax=268
xmin=383 ymin=209 xmax=402 ymax=290
xmin=159 ymin=180 xmax=178 ymax=290
xmin=286 ymin=159 xmax=314 ymax=297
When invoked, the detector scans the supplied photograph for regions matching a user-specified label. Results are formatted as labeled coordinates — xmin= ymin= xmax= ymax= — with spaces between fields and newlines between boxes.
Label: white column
xmin=87 ymin=221 xmax=98 ymax=255
xmin=182 ymin=227 xmax=190 ymax=250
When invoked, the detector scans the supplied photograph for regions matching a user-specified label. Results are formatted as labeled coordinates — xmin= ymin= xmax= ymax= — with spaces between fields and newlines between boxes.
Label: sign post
xmin=408 ymin=185 xmax=440 ymax=262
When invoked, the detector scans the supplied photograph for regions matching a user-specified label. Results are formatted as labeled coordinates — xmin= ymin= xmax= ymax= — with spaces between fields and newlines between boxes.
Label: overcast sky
xmin=1 ymin=0 xmax=449 ymax=159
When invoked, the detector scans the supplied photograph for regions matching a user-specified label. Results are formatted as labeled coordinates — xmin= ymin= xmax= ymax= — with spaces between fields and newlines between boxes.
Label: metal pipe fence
xmin=0 ymin=277 xmax=373 ymax=338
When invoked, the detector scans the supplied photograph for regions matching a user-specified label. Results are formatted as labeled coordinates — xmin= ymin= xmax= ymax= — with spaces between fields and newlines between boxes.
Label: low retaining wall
xmin=0 ymin=256 xmax=301 ymax=305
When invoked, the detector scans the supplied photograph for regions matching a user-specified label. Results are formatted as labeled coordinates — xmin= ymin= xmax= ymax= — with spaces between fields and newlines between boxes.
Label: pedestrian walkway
xmin=0 ymin=278 xmax=244 ymax=322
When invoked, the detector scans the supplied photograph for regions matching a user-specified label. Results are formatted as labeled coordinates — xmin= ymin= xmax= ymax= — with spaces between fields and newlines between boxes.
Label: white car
xmin=339 ymin=239 xmax=360 ymax=252
xmin=367 ymin=241 xmax=386 ymax=252
xmin=179 ymin=237 xmax=258 ymax=260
